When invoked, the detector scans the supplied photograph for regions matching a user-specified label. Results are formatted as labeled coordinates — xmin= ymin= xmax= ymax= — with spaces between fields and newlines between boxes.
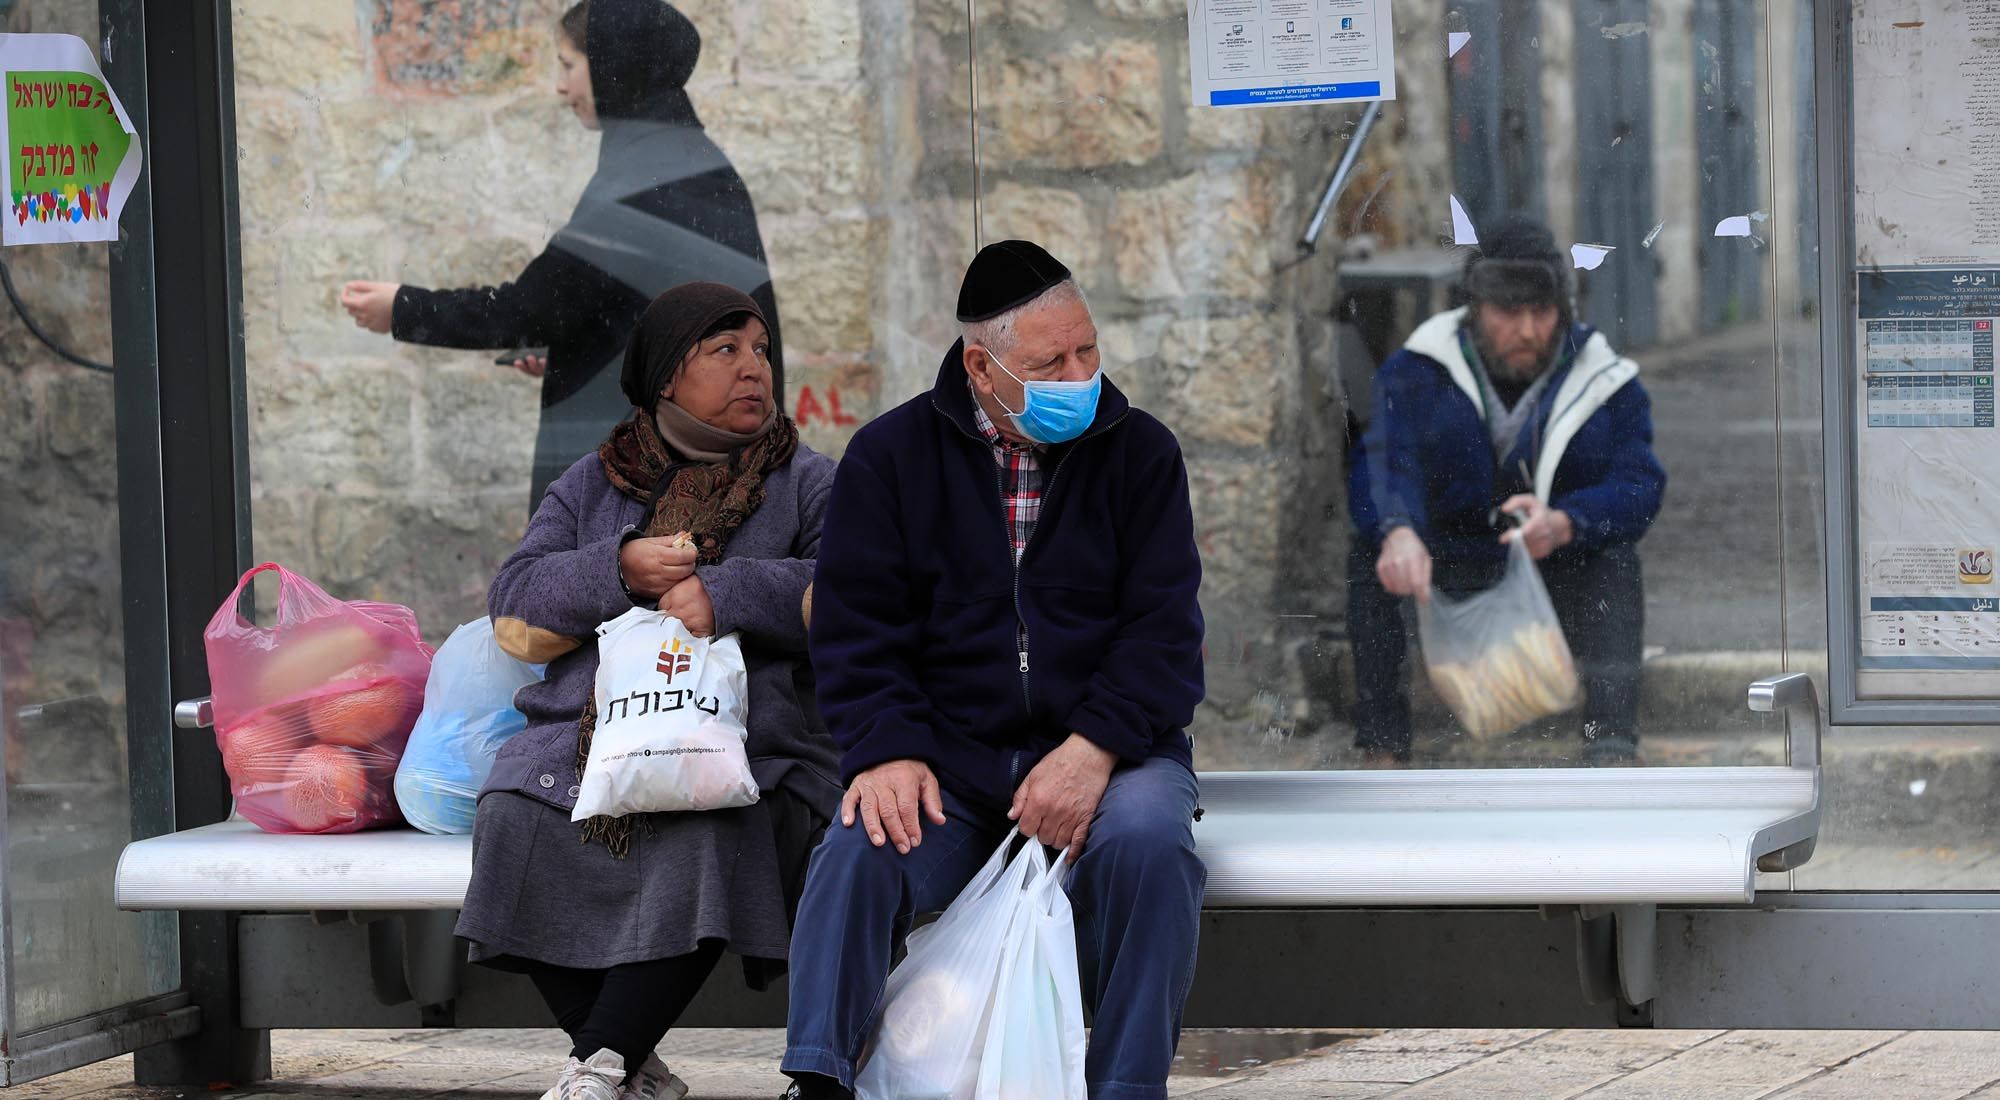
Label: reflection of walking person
xmin=339 ymin=0 xmax=782 ymax=509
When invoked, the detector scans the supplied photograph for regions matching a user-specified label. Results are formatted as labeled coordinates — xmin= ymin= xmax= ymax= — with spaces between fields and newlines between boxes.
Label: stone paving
xmin=28 ymin=1027 xmax=2000 ymax=1100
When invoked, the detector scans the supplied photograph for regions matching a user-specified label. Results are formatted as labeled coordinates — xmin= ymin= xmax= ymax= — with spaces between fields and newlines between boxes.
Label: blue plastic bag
xmin=393 ymin=617 xmax=543 ymax=834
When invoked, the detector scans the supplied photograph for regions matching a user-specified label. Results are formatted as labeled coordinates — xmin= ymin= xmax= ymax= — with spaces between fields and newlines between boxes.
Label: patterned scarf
xmin=576 ymin=407 xmax=800 ymax=855
xmin=1462 ymin=326 xmax=1571 ymax=466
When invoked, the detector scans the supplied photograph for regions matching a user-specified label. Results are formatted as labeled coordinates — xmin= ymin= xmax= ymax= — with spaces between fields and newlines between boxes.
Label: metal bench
xmin=115 ymin=674 xmax=1821 ymax=1025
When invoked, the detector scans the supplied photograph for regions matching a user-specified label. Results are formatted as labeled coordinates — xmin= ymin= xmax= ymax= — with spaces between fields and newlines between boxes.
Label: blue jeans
xmin=781 ymin=755 xmax=1205 ymax=1100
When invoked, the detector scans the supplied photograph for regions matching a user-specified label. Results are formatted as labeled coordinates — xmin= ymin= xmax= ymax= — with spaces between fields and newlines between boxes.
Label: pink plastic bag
xmin=204 ymin=563 xmax=434 ymax=834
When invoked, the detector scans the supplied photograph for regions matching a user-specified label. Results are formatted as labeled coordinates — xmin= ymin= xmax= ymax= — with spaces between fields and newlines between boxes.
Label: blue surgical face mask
xmin=985 ymin=349 xmax=1102 ymax=445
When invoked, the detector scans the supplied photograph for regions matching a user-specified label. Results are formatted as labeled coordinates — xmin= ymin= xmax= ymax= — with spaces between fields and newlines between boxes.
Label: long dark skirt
xmin=456 ymin=786 xmax=826 ymax=991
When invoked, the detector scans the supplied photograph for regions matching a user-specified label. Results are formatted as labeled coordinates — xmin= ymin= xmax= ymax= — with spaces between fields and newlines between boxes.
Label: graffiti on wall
xmin=370 ymin=0 xmax=551 ymax=93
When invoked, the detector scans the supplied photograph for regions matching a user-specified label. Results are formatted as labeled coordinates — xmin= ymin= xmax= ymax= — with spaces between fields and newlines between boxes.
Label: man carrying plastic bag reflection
xmin=780 ymin=241 xmax=1207 ymax=1100
xmin=1347 ymin=216 xmax=1667 ymax=765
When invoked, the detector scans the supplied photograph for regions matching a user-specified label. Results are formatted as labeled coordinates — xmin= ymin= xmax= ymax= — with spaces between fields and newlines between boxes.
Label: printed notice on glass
xmin=1852 ymin=0 xmax=2000 ymax=265
xmin=0 ymin=34 xmax=140 ymax=246
xmin=1855 ymin=268 xmax=2000 ymax=695
xmin=1187 ymin=0 xmax=1397 ymax=109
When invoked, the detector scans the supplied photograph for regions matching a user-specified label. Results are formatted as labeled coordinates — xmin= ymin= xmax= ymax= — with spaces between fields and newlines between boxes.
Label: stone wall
xmin=225 ymin=0 xmax=1408 ymax=754
xmin=244 ymin=0 xmax=1788 ymax=758
xmin=233 ymin=0 xmax=967 ymax=643
xmin=0 ymin=0 xmax=1806 ymax=782
xmin=1 ymin=0 xmax=130 ymax=787
xmin=960 ymin=2 xmax=1369 ymax=737
xmin=0 ymin=244 xmax=123 ymax=786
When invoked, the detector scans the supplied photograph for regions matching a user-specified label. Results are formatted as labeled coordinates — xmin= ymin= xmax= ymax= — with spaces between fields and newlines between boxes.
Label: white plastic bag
xmin=571 ymin=607 xmax=758 ymax=821
xmin=1416 ymin=537 xmax=1583 ymax=738
xmin=974 ymin=846 xmax=1087 ymax=1100
xmin=393 ymin=618 xmax=545 ymax=834
xmin=856 ymin=833 xmax=1047 ymax=1100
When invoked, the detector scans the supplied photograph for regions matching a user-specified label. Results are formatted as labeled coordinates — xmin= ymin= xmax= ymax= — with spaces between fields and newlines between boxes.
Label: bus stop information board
xmin=0 ymin=33 xmax=139 ymax=247
xmin=1855 ymin=270 xmax=2000 ymax=687
xmin=1849 ymin=0 xmax=2000 ymax=705
xmin=1186 ymin=0 xmax=1397 ymax=108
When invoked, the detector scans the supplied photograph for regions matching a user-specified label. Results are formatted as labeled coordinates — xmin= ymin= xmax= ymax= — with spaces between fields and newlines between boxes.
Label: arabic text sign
xmin=1855 ymin=270 xmax=2000 ymax=686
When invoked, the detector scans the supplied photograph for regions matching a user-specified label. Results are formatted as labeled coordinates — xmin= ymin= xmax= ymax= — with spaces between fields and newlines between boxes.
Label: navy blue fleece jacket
xmin=1348 ymin=310 xmax=1666 ymax=567
xmin=809 ymin=349 xmax=1205 ymax=812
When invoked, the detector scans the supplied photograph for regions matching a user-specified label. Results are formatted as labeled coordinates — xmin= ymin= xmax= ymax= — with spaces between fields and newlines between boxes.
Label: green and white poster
xmin=0 ymin=33 xmax=139 ymax=247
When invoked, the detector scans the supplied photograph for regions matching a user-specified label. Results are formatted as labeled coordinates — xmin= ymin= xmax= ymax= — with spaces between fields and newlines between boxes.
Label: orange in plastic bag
xmin=203 ymin=563 xmax=434 ymax=834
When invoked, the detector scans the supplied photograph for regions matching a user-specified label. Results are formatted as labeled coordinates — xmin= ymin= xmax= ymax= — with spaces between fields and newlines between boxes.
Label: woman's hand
xmin=1498 ymin=494 xmax=1573 ymax=561
xmin=660 ymin=576 xmax=714 ymax=637
xmin=339 ymin=280 xmax=400 ymax=334
xmin=618 ymin=536 xmax=697 ymax=601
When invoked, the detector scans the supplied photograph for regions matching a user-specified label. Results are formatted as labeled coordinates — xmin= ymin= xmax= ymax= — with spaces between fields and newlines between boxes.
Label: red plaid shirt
xmin=969 ymin=382 xmax=1044 ymax=562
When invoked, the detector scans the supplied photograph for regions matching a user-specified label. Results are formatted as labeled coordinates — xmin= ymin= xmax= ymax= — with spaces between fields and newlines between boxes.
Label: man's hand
xmin=507 ymin=354 xmax=548 ymax=378
xmin=619 ymin=537 xmax=697 ymax=601
xmin=660 ymin=576 xmax=714 ymax=637
xmin=843 ymin=759 xmax=947 ymax=854
xmin=1498 ymin=494 xmax=1574 ymax=561
xmin=1009 ymin=733 xmax=1117 ymax=862
xmin=338 ymin=280 xmax=399 ymax=334
xmin=1376 ymin=526 xmax=1433 ymax=603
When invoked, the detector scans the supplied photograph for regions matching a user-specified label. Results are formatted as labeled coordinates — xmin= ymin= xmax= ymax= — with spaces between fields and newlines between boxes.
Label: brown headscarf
xmin=582 ymin=282 xmax=799 ymax=854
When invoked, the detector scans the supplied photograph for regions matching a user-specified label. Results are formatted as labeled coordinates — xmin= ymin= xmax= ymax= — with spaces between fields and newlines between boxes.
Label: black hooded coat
xmin=391 ymin=0 xmax=782 ymax=506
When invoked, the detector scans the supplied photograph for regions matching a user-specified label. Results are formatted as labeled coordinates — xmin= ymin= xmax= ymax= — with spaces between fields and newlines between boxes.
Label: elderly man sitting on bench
xmin=778 ymin=240 xmax=1209 ymax=1100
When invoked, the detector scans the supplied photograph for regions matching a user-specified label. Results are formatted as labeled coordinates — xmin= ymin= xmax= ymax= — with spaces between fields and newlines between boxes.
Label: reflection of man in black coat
xmin=1346 ymin=218 xmax=1666 ymax=766
xmin=341 ymin=0 xmax=781 ymax=507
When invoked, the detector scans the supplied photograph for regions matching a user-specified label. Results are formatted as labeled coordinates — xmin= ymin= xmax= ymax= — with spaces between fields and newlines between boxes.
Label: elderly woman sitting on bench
xmin=462 ymin=282 xmax=841 ymax=1100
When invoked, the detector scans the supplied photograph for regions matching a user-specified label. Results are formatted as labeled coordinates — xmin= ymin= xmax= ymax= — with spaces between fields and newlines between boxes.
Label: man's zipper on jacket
xmin=931 ymin=394 xmax=1127 ymax=719
xmin=992 ymin=456 xmax=1033 ymax=714
xmin=1010 ymin=441 xmax=1087 ymax=713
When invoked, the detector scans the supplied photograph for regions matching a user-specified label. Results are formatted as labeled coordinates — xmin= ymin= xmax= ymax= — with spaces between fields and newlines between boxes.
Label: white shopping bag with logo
xmin=571 ymin=607 xmax=758 ymax=821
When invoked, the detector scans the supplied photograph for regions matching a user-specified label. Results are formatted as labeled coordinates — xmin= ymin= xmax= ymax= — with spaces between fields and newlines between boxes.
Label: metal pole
xmin=967 ymin=0 xmax=984 ymax=249
xmin=130 ymin=0 xmax=267 ymax=1084
xmin=1298 ymin=100 xmax=1384 ymax=255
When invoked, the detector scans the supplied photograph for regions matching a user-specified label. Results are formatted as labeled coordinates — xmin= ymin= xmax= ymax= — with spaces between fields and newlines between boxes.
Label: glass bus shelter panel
xmin=1771 ymin=0 xmax=2000 ymax=894
xmin=966 ymin=0 xmax=1790 ymax=771
xmin=231 ymin=0 xmax=974 ymax=649
xmin=1 ymin=0 xmax=178 ymax=1040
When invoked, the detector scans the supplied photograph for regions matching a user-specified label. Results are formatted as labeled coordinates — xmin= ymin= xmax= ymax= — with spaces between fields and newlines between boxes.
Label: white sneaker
xmin=623 ymin=1051 xmax=689 ymax=1100
xmin=553 ymin=1050 xmax=628 ymax=1100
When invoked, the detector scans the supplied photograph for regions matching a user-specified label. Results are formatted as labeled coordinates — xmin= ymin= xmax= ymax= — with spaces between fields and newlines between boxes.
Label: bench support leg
xmin=366 ymin=915 xmax=411 ymax=1005
xmin=360 ymin=911 xmax=468 ymax=1025
xmin=1571 ymin=906 xmax=1618 ymax=1005
xmin=1556 ymin=904 xmax=1658 ymax=1017
xmin=402 ymin=911 xmax=468 ymax=1013
xmin=1613 ymin=904 xmax=1658 ymax=1007
xmin=133 ymin=910 xmax=271 ymax=1087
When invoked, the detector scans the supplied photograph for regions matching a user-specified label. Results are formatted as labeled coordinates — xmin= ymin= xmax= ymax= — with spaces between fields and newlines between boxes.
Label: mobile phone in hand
xmin=495 ymin=348 xmax=548 ymax=365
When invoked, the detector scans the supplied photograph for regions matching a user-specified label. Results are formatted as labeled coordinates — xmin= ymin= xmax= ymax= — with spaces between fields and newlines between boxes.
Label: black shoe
xmin=780 ymin=1073 xmax=854 ymax=1100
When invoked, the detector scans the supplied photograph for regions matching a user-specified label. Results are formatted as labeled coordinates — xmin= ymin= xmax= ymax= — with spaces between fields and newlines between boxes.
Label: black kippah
xmin=956 ymin=239 xmax=1073 ymax=322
